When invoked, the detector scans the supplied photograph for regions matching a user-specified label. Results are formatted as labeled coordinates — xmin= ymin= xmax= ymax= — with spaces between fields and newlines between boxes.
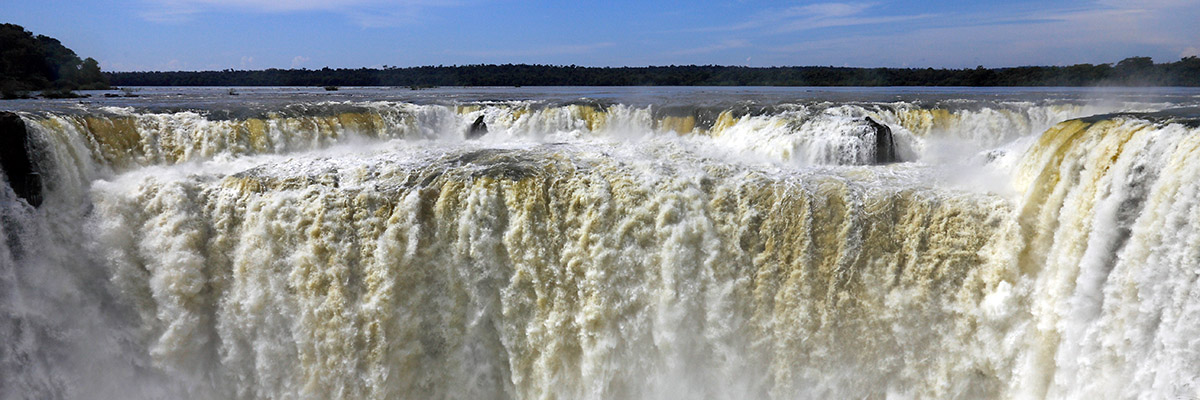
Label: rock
xmin=0 ymin=112 xmax=42 ymax=207
xmin=467 ymin=115 xmax=488 ymax=139
xmin=864 ymin=116 xmax=898 ymax=164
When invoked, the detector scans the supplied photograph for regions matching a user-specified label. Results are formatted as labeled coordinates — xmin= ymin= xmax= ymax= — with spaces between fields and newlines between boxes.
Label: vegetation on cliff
xmin=1 ymin=23 xmax=109 ymax=99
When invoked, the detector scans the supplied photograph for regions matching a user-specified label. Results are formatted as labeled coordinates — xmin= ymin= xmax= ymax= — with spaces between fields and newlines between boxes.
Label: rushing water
xmin=2 ymin=86 xmax=1200 ymax=399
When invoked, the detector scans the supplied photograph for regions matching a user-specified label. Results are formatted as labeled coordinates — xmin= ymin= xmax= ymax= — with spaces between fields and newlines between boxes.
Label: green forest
xmin=1 ymin=23 xmax=109 ymax=98
xmin=109 ymin=57 xmax=1200 ymax=87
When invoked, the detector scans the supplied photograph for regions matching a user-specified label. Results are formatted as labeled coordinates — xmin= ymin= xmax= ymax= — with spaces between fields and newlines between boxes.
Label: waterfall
xmin=2 ymin=97 xmax=1198 ymax=399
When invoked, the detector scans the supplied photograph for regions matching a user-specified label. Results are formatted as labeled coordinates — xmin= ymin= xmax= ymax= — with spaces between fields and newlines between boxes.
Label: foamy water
xmin=3 ymin=87 xmax=1200 ymax=399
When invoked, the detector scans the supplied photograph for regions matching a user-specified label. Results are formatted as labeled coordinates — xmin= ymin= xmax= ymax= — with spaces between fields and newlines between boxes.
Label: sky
xmin=3 ymin=0 xmax=1198 ymax=71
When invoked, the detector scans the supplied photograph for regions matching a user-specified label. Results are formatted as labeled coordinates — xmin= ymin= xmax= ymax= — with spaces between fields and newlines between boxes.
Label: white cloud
xmin=240 ymin=56 xmax=254 ymax=69
xmin=1184 ymin=47 xmax=1200 ymax=58
xmin=448 ymin=42 xmax=616 ymax=58
xmin=140 ymin=0 xmax=457 ymax=26
xmin=147 ymin=0 xmax=442 ymax=13
xmin=704 ymin=2 xmax=934 ymax=33
xmin=756 ymin=0 xmax=1200 ymax=67
xmin=291 ymin=56 xmax=311 ymax=68
xmin=671 ymin=40 xmax=750 ymax=56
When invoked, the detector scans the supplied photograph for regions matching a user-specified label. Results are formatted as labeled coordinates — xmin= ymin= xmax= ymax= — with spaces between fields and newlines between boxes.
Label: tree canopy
xmin=109 ymin=58 xmax=1200 ymax=88
xmin=1 ymin=23 xmax=110 ymax=98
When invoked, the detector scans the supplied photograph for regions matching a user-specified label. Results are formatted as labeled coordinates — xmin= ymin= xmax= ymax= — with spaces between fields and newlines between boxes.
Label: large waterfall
xmin=2 ymin=88 xmax=1199 ymax=399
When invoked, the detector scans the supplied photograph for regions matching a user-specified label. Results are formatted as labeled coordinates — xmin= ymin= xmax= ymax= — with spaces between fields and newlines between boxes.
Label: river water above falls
xmin=2 ymin=86 xmax=1200 ymax=399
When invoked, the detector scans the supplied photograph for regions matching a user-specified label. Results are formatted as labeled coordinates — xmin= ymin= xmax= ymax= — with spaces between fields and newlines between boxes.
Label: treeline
xmin=109 ymin=57 xmax=1200 ymax=87
xmin=1 ymin=23 xmax=109 ymax=98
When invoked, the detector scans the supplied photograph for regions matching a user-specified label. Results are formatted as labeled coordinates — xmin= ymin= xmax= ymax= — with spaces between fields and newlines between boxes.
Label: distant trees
xmin=107 ymin=57 xmax=1200 ymax=87
xmin=1166 ymin=56 xmax=1200 ymax=86
xmin=2 ymin=21 xmax=1194 ymax=90
xmin=0 ymin=23 xmax=109 ymax=98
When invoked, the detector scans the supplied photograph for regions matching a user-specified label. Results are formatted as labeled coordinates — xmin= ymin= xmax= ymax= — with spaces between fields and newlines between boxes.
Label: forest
xmin=0 ymin=23 xmax=109 ymax=98
xmin=108 ymin=57 xmax=1200 ymax=87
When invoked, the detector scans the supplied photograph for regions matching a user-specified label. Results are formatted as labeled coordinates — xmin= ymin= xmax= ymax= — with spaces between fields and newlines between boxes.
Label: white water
xmin=2 ymin=93 xmax=1200 ymax=399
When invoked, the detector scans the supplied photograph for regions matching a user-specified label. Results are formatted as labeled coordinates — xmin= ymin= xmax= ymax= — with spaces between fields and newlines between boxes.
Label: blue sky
xmin=5 ymin=0 xmax=1198 ymax=71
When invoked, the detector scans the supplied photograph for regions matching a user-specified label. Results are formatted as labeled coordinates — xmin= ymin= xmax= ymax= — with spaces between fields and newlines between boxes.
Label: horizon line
xmin=105 ymin=58 xmax=1181 ymax=74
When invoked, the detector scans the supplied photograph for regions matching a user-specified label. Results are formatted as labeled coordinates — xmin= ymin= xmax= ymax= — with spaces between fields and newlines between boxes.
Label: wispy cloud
xmin=291 ymin=56 xmax=311 ymax=68
xmin=670 ymin=40 xmax=750 ymax=56
xmin=699 ymin=2 xmax=935 ymax=34
xmin=139 ymin=0 xmax=457 ymax=26
xmin=760 ymin=0 xmax=1200 ymax=67
xmin=773 ymin=3 xmax=934 ymax=33
xmin=447 ymin=42 xmax=616 ymax=58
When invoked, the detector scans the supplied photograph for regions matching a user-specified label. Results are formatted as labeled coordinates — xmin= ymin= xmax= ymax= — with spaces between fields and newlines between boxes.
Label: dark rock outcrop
xmin=0 ymin=112 xmax=42 ymax=207
xmin=864 ymin=116 xmax=898 ymax=164
xmin=467 ymin=115 xmax=488 ymax=139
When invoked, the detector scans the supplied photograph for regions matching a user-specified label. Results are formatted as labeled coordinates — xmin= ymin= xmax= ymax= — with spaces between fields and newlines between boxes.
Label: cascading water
xmin=2 ymin=87 xmax=1199 ymax=399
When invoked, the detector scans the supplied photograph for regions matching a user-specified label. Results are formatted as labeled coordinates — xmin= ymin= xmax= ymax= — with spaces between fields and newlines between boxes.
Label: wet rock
xmin=0 ymin=112 xmax=42 ymax=207
xmin=467 ymin=115 xmax=488 ymax=139
xmin=865 ymin=116 xmax=898 ymax=164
